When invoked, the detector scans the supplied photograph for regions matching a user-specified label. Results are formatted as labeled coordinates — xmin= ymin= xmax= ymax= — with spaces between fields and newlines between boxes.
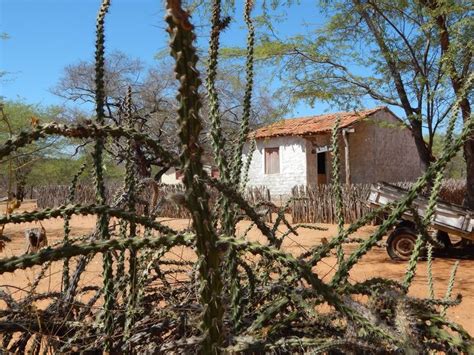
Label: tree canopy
xmin=223 ymin=0 xmax=471 ymax=167
xmin=220 ymin=0 xmax=473 ymax=205
xmin=0 ymin=101 xmax=122 ymax=198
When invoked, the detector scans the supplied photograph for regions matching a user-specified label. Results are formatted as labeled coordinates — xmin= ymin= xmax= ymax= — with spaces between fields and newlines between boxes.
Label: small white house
xmin=160 ymin=167 xmax=184 ymax=185
xmin=160 ymin=165 xmax=219 ymax=185
xmin=242 ymin=107 xmax=424 ymax=198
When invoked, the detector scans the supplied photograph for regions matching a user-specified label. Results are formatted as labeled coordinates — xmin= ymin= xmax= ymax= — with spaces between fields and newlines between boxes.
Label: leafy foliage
xmin=0 ymin=101 xmax=66 ymax=199
xmin=430 ymin=133 xmax=466 ymax=179
xmin=0 ymin=101 xmax=124 ymax=196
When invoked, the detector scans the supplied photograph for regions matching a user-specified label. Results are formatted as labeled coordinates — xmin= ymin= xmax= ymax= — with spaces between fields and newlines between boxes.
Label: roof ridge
xmin=281 ymin=106 xmax=386 ymax=122
xmin=252 ymin=106 xmax=387 ymax=139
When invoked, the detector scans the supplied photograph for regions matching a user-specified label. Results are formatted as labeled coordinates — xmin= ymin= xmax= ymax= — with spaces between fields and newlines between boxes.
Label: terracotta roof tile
xmin=252 ymin=106 xmax=387 ymax=139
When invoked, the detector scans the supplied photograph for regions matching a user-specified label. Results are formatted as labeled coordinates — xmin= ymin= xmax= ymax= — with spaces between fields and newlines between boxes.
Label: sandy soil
xmin=1 ymin=201 xmax=473 ymax=335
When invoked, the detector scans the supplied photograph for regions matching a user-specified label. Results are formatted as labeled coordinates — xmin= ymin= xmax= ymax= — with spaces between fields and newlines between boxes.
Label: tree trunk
xmin=353 ymin=0 xmax=432 ymax=172
xmin=419 ymin=0 xmax=474 ymax=208
xmin=459 ymin=98 xmax=474 ymax=209
xmin=410 ymin=119 xmax=432 ymax=172
xmin=133 ymin=143 xmax=151 ymax=178
xmin=465 ymin=138 xmax=474 ymax=209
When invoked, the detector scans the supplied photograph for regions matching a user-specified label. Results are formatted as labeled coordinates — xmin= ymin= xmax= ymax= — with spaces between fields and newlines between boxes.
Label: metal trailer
xmin=367 ymin=182 xmax=474 ymax=260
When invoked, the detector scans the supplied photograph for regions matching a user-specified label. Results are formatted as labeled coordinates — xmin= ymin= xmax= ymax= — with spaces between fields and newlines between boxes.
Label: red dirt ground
xmin=1 ymin=202 xmax=473 ymax=335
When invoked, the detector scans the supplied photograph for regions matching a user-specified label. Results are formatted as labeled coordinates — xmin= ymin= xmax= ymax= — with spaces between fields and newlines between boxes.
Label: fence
xmin=31 ymin=183 xmax=273 ymax=221
xmin=291 ymin=180 xmax=467 ymax=224
xmin=9 ymin=179 xmax=467 ymax=224
xmin=291 ymin=184 xmax=372 ymax=224
xmin=33 ymin=182 xmax=122 ymax=209
xmin=437 ymin=179 xmax=467 ymax=205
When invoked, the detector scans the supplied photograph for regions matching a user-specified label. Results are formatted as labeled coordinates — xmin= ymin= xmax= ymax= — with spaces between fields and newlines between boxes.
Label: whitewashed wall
xmin=161 ymin=167 xmax=183 ymax=185
xmin=243 ymin=136 xmax=307 ymax=197
xmin=161 ymin=165 xmax=215 ymax=185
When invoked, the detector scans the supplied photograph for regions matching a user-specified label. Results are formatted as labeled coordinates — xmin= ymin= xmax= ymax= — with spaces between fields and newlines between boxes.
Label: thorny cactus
xmin=0 ymin=0 xmax=473 ymax=353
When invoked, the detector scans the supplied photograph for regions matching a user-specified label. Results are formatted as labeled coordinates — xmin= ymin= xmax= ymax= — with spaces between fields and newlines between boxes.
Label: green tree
xmin=0 ymin=100 xmax=124 ymax=197
xmin=417 ymin=0 xmax=473 ymax=207
xmin=0 ymin=101 xmax=68 ymax=199
xmin=224 ymin=1 xmax=469 ymax=166
xmin=223 ymin=0 xmax=472 ymax=202
xmin=429 ymin=133 xmax=466 ymax=179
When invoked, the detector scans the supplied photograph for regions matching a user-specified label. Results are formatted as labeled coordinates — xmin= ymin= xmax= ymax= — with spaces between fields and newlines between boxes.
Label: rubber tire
xmin=386 ymin=227 xmax=418 ymax=261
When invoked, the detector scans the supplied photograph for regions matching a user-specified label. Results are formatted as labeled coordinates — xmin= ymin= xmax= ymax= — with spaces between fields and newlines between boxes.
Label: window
xmin=265 ymin=147 xmax=280 ymax=174
xmin=317 ymin=152 xmax=326 ymax=174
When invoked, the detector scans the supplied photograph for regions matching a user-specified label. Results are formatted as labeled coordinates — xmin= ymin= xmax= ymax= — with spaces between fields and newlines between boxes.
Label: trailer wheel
xmin=387 ymin=227 xmax=418 ymax=261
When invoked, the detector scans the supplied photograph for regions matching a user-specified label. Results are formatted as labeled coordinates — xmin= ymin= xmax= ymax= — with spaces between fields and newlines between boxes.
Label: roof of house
xmin=251 ymin=106 xmax=389 ymax=139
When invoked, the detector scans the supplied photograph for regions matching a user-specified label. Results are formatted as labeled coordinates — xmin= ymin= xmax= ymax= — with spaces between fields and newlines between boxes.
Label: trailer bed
xmin=368 ymin=182 xmax=474 ymax=240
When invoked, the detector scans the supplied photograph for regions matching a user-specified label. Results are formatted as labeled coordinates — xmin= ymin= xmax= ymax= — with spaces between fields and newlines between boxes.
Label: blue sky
xmin=1 ymin=0 xmax=339 ymax=118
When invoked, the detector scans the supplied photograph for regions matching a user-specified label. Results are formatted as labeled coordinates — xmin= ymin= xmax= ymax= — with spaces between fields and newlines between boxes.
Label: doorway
xmin=317 ymin=151 xmax=327 ymax=185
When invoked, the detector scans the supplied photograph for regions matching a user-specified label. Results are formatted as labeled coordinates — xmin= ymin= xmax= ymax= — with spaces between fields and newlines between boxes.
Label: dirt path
xmin=1 ymin=205 xmax=473 ymax=335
